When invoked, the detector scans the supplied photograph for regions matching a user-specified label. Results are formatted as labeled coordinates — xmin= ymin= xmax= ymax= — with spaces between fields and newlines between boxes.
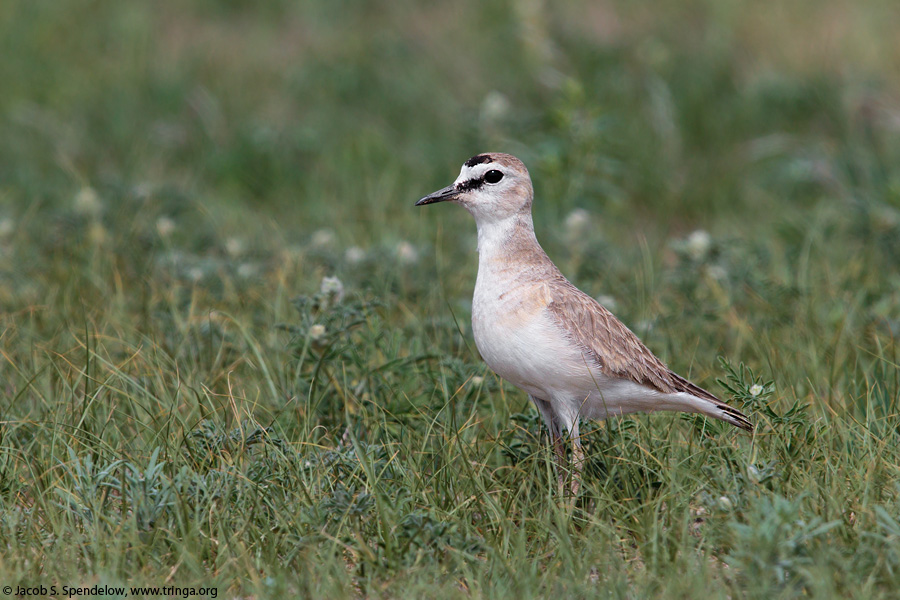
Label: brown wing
xmin=544 ymin=278 xmax=753 ymax=431
xmin=542 ymin=276 xmax=753 ymax=431
xmin=544 ymin=279 xmax=678 ymax=391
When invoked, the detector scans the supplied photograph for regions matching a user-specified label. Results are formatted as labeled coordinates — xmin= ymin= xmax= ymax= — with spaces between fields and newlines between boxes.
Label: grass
xmin=2 ymin=0 xmax=900 ymax=597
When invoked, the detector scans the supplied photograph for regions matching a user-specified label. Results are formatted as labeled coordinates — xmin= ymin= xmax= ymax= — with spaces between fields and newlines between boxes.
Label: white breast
xmin=471 ymin=263 xmax=594 ymax=401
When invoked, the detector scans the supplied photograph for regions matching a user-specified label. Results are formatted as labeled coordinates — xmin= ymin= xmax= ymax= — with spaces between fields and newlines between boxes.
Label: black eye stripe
xmin=455 ymin=169 xmax=504 ymax=193
xmin=456 ymin=178 xmax=485 ymax=193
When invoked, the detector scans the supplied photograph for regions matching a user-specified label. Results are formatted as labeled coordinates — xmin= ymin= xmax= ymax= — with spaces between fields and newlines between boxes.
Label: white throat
xmin=474 ymin=213 xmax=537 ymax=256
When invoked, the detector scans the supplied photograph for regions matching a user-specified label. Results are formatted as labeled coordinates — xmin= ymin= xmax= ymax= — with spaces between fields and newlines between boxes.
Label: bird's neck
xmin=475 ymin=213 xmax=539 ymax=258
xmin=472 ymin=212 xmax=560 ymax=300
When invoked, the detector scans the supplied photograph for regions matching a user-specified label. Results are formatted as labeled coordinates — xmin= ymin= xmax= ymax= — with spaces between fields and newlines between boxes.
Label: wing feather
xmin=545 ymin=278 xmax=675 ymax=391
xmin=544 ymin=278 xmax=753 ymax=431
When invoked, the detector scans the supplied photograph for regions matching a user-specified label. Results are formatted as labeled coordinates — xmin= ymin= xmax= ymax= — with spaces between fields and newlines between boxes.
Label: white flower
xmin=156 ymin=216 xmax=175 ymax=238
xmin=310 ymin=228 xmax=336 ymax=248
xmin=595 ymin=294 xmax=617 ymax=311
xmin=747 ymin=465 xmax=761 ymax=484
xmin=308 ymin=324 xmax=326 ymax=341
xmin=705 ymin=265 xmax=728 ymax=281
xmin=749 ymin=384 xmax=763 ymax=397
xmin=564 ymin=208 xmax=591 ymax=236
xmin=480 ymin=91 xmax=511 ymax=123
xmin=187 ymin=267 xmax=204 ymax=282
xmin=396 ymin=241 xmax=419 ymax=264
xmin=344 ymin=246 xmax=366 ymax=264
xmin=717 ymin=496 xmax=733 ymax=510
xmin=636 ymin=319 xmax=655 ymax=333
xmin=133 ymin=182 xmax=155 ymax=199
xmin=225 ymin=237 xmax=244 ymax=257
xmin=320 ymin=276 xmax=344 ymax=302
xmin=471 ymin=376 xmax=484 ymax=386
xmin=0 ymin=218 xmax=13 ymax=238
xmin=237 ymin=263 xmax=257 ymax=278
xmin=74 ymin=187 xmax=102 ymax=216
xmin=685 ymin=230 xmax=712 ymax=261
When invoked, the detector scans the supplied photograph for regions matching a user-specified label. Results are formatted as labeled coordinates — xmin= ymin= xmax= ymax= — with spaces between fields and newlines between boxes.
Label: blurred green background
xmin=3 ymin=0 xmax=900 ymax=597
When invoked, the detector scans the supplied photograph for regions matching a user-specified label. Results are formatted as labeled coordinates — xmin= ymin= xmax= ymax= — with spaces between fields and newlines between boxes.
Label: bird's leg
xmin=551 ymin=431 xmax=568 ymax=497
xmin=529 ymin=395 xmax=570 ymax=497
xmin=569 ymin=438 xmax=585 ymax=498
xmin=567 ymin=420 xmax=584 ymax=498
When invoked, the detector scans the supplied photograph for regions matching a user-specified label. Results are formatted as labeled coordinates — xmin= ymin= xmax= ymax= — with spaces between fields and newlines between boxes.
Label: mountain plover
xmin=416 ymin=152 xmax=752 ymax=495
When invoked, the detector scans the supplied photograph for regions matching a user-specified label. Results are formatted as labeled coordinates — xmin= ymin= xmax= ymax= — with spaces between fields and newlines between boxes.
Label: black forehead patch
xmin=464 ymin=154 xmax=492 ymax=168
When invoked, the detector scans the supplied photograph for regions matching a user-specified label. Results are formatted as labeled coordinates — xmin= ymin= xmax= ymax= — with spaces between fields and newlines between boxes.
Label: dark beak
xmin=415 ymin=185 xmax=459 ymax=207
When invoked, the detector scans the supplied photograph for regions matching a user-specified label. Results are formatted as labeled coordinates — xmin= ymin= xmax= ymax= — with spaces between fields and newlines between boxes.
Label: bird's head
xmin=416 ymin=153 xmax=534 ymax=223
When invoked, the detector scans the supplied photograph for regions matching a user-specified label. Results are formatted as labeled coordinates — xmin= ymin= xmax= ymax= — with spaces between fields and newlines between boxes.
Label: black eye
xmin=484 ymin=170 xmax=503 ymax=184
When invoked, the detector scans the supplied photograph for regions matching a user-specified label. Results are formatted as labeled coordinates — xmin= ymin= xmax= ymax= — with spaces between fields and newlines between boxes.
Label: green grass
xmin=3 ymin=0 xmax=900 ymax=597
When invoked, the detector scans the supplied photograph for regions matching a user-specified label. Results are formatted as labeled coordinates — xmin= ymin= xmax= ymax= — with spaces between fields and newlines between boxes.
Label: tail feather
xmin=669 ymin=371 xmax=754 ymax=433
